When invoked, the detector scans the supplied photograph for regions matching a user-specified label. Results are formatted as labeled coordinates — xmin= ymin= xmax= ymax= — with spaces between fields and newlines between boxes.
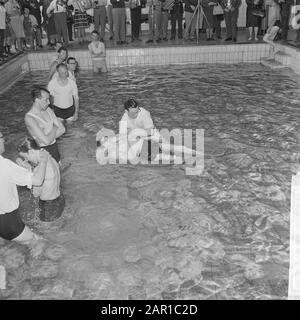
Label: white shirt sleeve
xmin=47 ymin=0 xmax=56 ymax=15
xmin=142 ymin=109 xmax=154 ymax=130
xmin=119 ymin=113 xmax=128 ymax=135
xmin=4 ymin=159 xmax=33 ymax=189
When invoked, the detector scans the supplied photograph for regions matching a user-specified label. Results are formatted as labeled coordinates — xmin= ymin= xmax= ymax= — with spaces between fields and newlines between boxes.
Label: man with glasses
xmin=0 ymin=131 xmax=49 ymax=244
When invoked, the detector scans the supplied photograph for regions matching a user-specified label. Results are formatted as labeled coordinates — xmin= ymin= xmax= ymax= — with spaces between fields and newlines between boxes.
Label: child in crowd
xmin=263 ymin=20 xmax=281 ymax=60
xmin=88 ymin=30 xmax=107 ymax=73
xmin=16 ymin=137 xmax=65 ymax=222
xmin=21 ymin=7 xmax=38 ymax=49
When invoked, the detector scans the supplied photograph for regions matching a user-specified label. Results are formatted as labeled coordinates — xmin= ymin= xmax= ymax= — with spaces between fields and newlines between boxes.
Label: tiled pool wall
xmin=0 ymin=54 xmax=30 ymax=95
xmin=28 ymin=43 xmax=270 ymax=71
xmin=0 ymin=42 xmax=298 ymax=94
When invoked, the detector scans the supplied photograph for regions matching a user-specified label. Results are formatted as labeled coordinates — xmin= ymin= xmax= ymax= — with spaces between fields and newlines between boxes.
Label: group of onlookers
xmin=1 ymin=0 xmax=300 ymax=62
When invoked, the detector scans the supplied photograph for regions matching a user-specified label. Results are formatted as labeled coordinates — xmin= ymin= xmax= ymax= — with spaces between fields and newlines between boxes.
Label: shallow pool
xmin=0 ymin=63 xmax=299 ymax=299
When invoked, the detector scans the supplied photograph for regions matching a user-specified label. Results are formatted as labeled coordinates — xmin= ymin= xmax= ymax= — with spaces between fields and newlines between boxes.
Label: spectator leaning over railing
xmin=219 ymin=0 xmax=241 ymax=42
xmin=111 ymin=0 xmax=128 ymax=45
xmin=277 ymin=0 xmax=293 ymax=41
xmin=183 ymin=0 xmax=197 ymax=41
xmin=93 ymin=0 xmax=107 ymax=41
xmin=46 ymin=0 xmax=69 ymax=46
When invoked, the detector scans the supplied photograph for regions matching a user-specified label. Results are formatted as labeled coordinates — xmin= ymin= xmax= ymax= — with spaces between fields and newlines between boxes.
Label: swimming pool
xmin=0 ymin=63 xmax=299 ymax=299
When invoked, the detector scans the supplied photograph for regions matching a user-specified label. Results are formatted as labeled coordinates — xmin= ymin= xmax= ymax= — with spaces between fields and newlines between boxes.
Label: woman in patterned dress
xmin=68 ymin=0 xmax=89 ymax=44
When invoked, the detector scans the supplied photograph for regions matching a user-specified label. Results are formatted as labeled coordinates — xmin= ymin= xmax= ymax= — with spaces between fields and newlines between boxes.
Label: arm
xmin=46 ymin=0 xmax=56 ymax=15
xmin=25 ymin=114 xmax=58 ymax=146
xmin=51 ymin=109 xmax=66 ymax=138
xmin=31 ymin=150 xmax=49 ymax=186
xmin=47 ymin=61 xmax=58 ymax=83
xmin=6 ymin=150 xmax=49 ymax=187
xmin=72 ymin=81 xmax=79 ymax=120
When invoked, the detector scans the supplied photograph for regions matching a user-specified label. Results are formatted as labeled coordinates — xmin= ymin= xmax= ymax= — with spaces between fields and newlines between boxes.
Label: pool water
xmin=0 ymin=63 xmax=299 ymax=299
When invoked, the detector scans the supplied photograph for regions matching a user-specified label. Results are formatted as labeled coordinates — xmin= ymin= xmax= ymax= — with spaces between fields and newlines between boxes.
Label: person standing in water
xmin=25 ymin=87 xmax=65 ymax=164
xmin=88 ymin=30 xmax=108 ymax=73
xmin=0 ymin=131 xmax=49 ymax=244
xmin=17 ymin=137 xmax=65 ymax=222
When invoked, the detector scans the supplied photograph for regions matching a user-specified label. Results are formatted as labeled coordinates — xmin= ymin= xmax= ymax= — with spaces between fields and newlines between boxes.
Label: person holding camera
xmin=93 ymin=0 xmax=107 ymax=41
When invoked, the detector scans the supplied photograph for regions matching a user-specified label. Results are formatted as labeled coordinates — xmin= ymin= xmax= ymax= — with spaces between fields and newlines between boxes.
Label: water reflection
xmin=0 ymin=64 xmax=298 ymax=299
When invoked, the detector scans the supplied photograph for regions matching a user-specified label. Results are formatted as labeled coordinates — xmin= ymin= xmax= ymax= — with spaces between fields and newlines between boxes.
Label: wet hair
xmin=31 ymin=87 xmax=50 ymax=102
xmin=124 ymin=98 xmax=139 ymax=111
xmin=56 ymin=62 xmax=68 ymax=71
xmin=57 ymin=46 xmax=68 ymax=54
xmin=67 ymin=56 xmax=76 ymax=64
xmin=91 ymin=30 xmax=99 ymax=36
xmin=17 ymin=137 xmax=40 ymax=154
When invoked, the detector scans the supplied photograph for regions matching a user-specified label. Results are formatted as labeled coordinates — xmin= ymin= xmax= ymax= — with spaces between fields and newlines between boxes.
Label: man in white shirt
xmin=48 ymin=63 xmax=79 ymax=121
xmin=46 ymin=0 xmax=69 ymax=46
xmin=0 ymin=131 xmax=49 ymax=243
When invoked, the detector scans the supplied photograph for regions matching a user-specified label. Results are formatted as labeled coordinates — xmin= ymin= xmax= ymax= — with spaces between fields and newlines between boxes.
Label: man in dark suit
xmin=277 ymin=0 xmax=294 ymax=42
xmin=219 ymin=0 xmax=241 ymax=42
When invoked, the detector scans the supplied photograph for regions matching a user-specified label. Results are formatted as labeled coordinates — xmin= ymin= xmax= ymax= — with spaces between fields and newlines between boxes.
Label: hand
xmin=72 ymin=112 xmax=78 ymax=121
xmin=208 ymin=2 xmax=216 ymax=5
xmin=39 ymin=149 xmax=50 ymax=162
xmin=16 ymin=157 xmax=32 ymax=169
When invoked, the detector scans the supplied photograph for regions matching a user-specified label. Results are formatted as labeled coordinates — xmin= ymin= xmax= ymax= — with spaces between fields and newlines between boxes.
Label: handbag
xmin=251 ymin=8 xmax=266 ymax=18
xmin=213 ymin=4 xmax=224 ymax=16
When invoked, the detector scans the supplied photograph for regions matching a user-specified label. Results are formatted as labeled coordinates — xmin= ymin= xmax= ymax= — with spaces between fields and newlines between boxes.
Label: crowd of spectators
xmin=0 ymin=0 xmax=299 ymax=62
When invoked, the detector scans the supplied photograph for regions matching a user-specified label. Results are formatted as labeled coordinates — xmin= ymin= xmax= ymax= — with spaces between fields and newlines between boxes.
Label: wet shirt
xmin=48 ymin=78 xmax=78 ymax=109
xmin=0 ymin=155 xmax=32 ymax=215
xmin=119 ymin=107 xmax=154 ymax=137
xmin=34 ymin=156 xmax=60 ymax=201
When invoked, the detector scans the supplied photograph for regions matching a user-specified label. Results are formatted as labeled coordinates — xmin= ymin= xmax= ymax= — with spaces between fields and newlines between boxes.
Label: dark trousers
xmin=94 ymin=6 xmax=107 ymax=40
xmin=224 ymin=9 xmax=238 ymax=38
xmin=281 ymin=8 xmax=291 ymax=41
xmin=213 ymin=15 xmax=222 ymax=38
xmin=0 ymin=29 xmax=4 ymax=56
xmin=171 ymin=8 xmax=183 ymax=38
xmin=67 ymin=21 xmax=73 ymax=40
xmin=54 ymin=12 xmax=69 ymax=45
xmin=130 ymin=6 xmax=141 ymax=39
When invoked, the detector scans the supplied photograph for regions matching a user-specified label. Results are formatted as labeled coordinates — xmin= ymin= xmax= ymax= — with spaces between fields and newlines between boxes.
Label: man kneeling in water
xmin=16 ymin=138 xmax=65 ymax=222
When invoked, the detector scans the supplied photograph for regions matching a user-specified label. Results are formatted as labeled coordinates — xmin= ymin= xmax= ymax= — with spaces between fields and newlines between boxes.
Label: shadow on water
xmin=0 ymin=64 xmax=298 ymax=299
